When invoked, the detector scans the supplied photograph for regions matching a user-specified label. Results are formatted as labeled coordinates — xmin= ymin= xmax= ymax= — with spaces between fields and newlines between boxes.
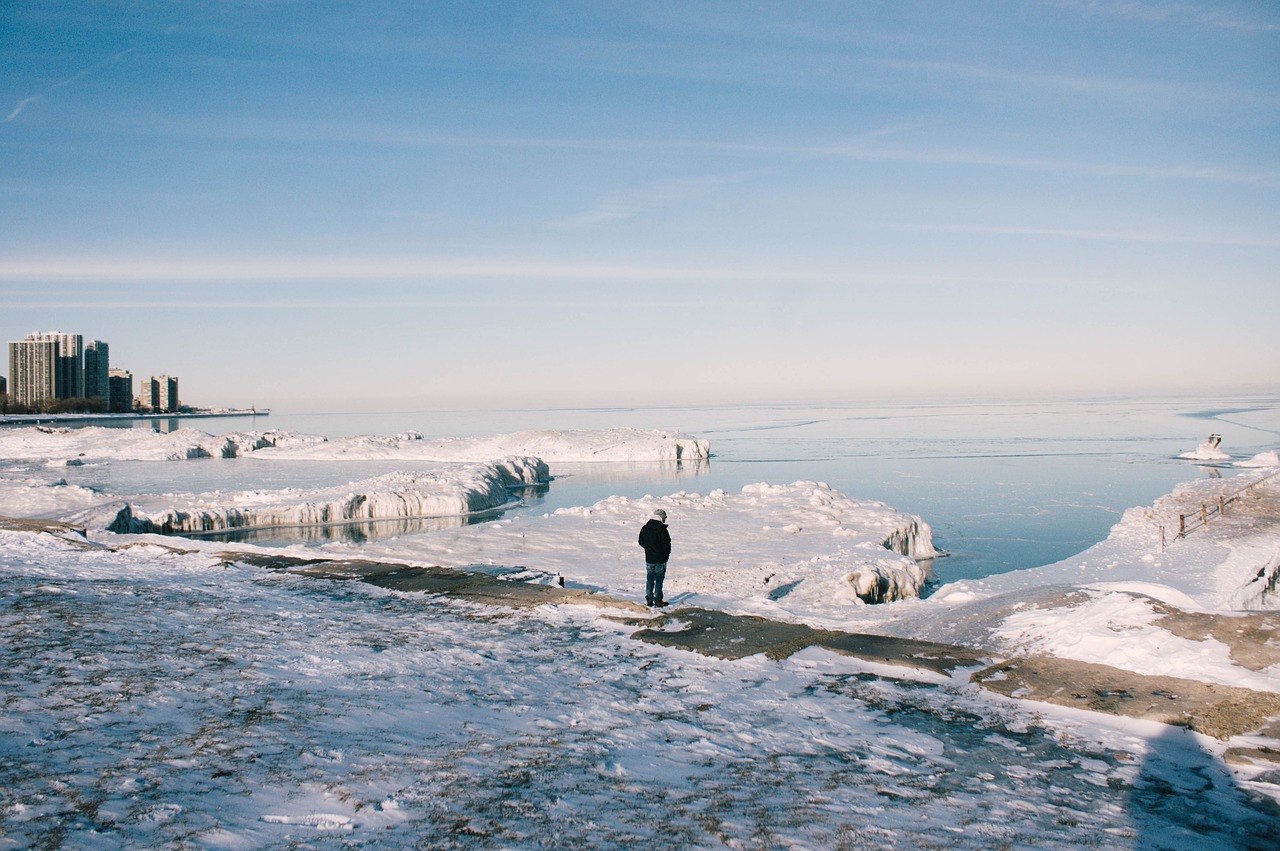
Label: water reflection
xmin=551 ymin=458 xmax=709 ymax=484
xmin=509 ymin=482 xmax=551 ymax=500
xmin=177 ymin=509 xmax=506 ymax=547
xmin=527 ymin=459 xmax=710 ymax=513
xmin=148 ymin=418 xmax=182 ymax=433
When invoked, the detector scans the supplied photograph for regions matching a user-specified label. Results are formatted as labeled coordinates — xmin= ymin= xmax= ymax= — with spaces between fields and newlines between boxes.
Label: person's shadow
xmin=1128 ymin=724 xmax=1280 ymax=849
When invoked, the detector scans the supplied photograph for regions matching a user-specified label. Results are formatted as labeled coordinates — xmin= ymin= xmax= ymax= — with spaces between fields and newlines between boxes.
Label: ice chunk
xmin=1178 ymin=434 xmax=1231 ymax=462
xmin=1235 ymin=450 xmax=1280 ymax=468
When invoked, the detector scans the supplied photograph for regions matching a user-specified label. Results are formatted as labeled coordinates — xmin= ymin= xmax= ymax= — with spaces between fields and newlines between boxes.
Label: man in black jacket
xmin=638 ymin=509 xmax=671 ymax=607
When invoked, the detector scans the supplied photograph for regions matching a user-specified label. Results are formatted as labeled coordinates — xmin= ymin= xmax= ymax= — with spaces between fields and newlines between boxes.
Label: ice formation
xmin=107 ymin=457 xmax=548 ymax=535
xmin=1235 ymin=450 xmax=1280 ymax=468
xmin=0 ymin=425 xmax=706 ymax=464
xmin=846 ymin=559 xmax=930 ymax=605
xmin=1179 ymin=433 xmax=1232 ymax=462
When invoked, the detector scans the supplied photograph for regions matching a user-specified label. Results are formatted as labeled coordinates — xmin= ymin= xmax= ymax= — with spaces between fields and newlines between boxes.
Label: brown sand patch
xmin=224 ymin=552 xmax=649 ymax=613
xmin=0 ymin=515 xmax=87 ymax=536
xmin=1151 ymin=603 xmax=1280 ymax=671
xmin=973 ymin=654 xmax=1280 ymax=739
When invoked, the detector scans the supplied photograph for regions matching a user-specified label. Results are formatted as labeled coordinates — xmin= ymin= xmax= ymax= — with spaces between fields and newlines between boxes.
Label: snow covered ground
xmin=2 ymin=424 xmax=1279 ymax=848
xmin=2 ymin=528 xmax=1278 ymax=848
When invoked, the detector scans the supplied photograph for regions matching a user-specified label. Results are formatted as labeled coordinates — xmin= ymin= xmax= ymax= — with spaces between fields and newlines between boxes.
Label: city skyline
xmin=5 ymin=329 xmax=180 ymax=413
xmin=2 ymin=2 xmax=1277 ymax=412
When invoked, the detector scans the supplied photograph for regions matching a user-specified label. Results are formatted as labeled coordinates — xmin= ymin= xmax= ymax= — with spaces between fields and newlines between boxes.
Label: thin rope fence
xmin=1156 ymin=469 xmax=1280 ymax=552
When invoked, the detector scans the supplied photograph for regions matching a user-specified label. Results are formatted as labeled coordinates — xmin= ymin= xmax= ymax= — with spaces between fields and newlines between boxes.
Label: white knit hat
xmin=651 ymin=509 xmax=667 ymax=522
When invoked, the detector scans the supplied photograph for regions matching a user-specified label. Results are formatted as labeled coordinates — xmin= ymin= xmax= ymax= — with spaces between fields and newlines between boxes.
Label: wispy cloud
xmin=1050 ymin=0 xmax=1280 ymax=33
xmin=0 ymin=256 xmax=798 ymax=283
xmin=249 ymin=124 xmax=1280 ymax=188
xmin=845 ymin=147 xmax=1280 ymax=188
xmin=870 ymin=54 xmax=1272 ymax=109
xmin=4 ymin=97 xmax=40 ymax=123
xmin=114 ymin=109 xmax=1274 ymax=189
xmin=4 ymin=49 xmax=135 ymax=123
xmin=551 ymin=170 xmax=763 ymax=228
xmin=594 ymin=136 xmax=1280 ymax=188
xmin=893 ymin=222 xmax=1280 ymax=248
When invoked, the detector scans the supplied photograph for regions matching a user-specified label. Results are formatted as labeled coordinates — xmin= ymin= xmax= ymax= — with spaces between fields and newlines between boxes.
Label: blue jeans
xmin=645 ymin=562 xmax=667 ymax=603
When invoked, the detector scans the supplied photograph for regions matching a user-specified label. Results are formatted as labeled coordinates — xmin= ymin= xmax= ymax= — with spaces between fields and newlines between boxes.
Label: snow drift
xmin=1235 ymin=450 xmax=1280 ymax=468
xmin=251 ymin=427 xmax=711 ymax=464
xmin=0 ymin=425 xmax=324 ymax=462
xmin=108 ymin=457 xmax=548 ymax=536
xmin=0 ymin=425 xmax=708 ymax=465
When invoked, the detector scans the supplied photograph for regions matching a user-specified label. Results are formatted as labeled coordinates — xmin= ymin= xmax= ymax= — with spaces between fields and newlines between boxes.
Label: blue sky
xmin=2 ymin=1 xmax=1277 ymax=411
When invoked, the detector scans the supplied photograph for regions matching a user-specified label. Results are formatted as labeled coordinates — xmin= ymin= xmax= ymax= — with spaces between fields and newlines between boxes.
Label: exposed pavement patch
xmin=629 ymin=607 xmax=988 ymax=675
xmin=973 ymin=655 xmax=1280 ymax=739
xmin=224 ymin=552 xmax=651 ymax=613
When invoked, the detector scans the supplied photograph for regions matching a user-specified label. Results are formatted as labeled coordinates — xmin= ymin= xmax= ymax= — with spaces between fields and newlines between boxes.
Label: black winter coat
xmin=638 ymin=519 xmax=671 ymax=564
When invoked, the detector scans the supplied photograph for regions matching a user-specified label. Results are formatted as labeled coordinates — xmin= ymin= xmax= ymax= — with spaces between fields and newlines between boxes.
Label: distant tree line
xmin=0 ymin=395 xmax=196 ymax=416
xmin=0 ymin=395 xmax=110 ymax=415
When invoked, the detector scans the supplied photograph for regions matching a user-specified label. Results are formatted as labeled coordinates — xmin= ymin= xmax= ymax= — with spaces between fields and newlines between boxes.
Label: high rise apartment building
xmin=7 ymin=338 xmax=58 ymax=406
xmin=139 ymin=375 xmax=180 ymax=413
xmin=156 ymin=375 xmax=179 ymax=413
xmin=27 ymin=331 xmax=84 ymax=399
xmin=84 ymin=340 xmax=110 ymax=407
xmin=108 ymin=368 xmax=133 ymax=413
xmin=137 ymin=376 xmax=158 ymax=411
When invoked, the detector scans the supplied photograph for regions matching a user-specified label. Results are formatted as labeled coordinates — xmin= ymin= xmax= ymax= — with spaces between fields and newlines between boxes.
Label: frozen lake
xmin=11 ymin=395 xmax=1279 ymax=583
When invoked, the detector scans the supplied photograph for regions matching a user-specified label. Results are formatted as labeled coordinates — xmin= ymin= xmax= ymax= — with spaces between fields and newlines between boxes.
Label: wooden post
xmin=1179 ymin=514 xmax=1185 ymax=537
xmin=1202 ymin=504 xmax=1208 ymax=525
xmin=1159 ymin=525 xmax=1165 ymax=552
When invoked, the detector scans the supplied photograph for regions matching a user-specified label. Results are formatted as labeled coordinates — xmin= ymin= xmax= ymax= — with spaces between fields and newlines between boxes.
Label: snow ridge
xmin=107 ymin=457 xmax=548 ymax=535
xmin=0 ymin=425 xmax=705 ymax=464
xmin=253 ymin=427 xmax=711 ymax=463
xmin=0 ymin=425 xmax=324 ymax=462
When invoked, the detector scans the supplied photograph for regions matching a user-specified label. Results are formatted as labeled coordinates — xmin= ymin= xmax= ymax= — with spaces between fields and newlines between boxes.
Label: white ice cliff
xmin=108 ymin=457 xmax=549 ymax=535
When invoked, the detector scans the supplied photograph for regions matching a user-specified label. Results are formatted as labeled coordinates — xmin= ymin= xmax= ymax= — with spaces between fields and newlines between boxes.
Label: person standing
xmin=638 ymin=508 xmax=671 ymax=607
